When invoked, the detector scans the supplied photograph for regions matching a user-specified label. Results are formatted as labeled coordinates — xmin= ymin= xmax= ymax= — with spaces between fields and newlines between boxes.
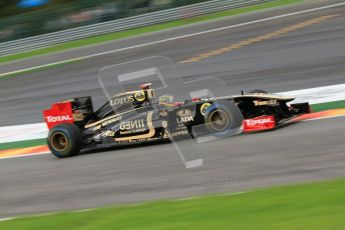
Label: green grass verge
xmin=0 ymin=0 xmax=302 ymax=64
xmin=0 ymin=139 xmax=46 ymax=151
xmin=311 ymin=100 xmax=345 ymax=112
xmin=1 ymin=178 xmax=345 ymax=229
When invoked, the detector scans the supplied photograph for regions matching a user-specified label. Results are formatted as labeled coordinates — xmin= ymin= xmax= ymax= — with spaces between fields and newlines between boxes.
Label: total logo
xmin=45 ymin=115 xmax=73 ymax=123
xmin=244 ymin=117 xmax=274 ymax=126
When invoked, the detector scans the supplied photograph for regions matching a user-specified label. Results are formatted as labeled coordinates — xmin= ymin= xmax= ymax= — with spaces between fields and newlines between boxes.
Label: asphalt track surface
xmin=1 ymin=0 xmax=345 ymax=218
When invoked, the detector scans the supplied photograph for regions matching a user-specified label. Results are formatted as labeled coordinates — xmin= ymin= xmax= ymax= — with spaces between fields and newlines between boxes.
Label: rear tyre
xmin=204 ymin=101 xmax=243 ymax=138
xmin=48 ymin=123 xmax=82 ymax=158
xmin=248 ymin=89 xmax=268 ymax=94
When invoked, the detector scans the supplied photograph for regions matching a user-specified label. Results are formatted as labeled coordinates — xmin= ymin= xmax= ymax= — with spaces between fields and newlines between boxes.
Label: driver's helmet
xmin=159 ymin=94 xmax=175 ymax=107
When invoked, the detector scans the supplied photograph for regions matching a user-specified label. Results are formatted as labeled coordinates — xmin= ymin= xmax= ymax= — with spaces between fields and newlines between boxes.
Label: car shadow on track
xmin=78 ymin=139 xmax=170 ymax=157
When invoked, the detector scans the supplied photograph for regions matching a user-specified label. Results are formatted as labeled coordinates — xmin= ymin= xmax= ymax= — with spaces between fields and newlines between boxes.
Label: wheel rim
xmin=50 ymin=132 xmax=69 ymax=152
xmin=209 ymin=110 xmax=230 ymax=131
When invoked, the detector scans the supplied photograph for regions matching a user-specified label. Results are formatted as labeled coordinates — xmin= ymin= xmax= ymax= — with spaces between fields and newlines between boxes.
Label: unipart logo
xmin=245 ymin=117 xmax=273 ymax=126
xmin=45 ymin=115 xmax=73 ymax=123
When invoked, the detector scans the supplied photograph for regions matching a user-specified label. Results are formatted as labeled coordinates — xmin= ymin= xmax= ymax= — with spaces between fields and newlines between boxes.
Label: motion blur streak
xmin=179 ymin=14 xmax=340 ymax=63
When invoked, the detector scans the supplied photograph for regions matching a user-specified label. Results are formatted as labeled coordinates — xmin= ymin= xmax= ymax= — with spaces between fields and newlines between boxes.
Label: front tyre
xmin=48 ymin=123 xmax=82 ymax=158
xmin=204 ymin=101 xmax=243 ymax=138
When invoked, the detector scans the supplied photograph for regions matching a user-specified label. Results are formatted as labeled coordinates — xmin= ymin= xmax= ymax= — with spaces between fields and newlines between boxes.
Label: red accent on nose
xmin=243 ymin=115 xmax=276 ymax=132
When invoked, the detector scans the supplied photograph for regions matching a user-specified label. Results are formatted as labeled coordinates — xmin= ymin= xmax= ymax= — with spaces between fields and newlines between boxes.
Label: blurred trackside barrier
xmin=0 ymin=0 xmax=205 ymax=42
xmin=0 ymin=0 xmax=274 ymax=56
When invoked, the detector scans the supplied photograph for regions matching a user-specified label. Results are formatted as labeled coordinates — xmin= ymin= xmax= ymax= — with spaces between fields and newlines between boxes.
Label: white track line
xmin=71 ymin=208 xmax=97 ymax=213
xmin=125 ymin=202 xmax=147 ymax=207
xmin=0 ymin=218 xmax=14 ymax=222
xmin=172 ymin=191 xmax=249 ymax=202
xmin=221 ymin=191 xmax=248 ymax=196
xmin=0 ymin=123 xmax=48 ymax=143
xmin=281 ymin=83 xmax=345 ymax=104
xmin=173 ymin=196 xmax=204 ymax=201
xmin=0 ymin=191 xmax=250 ymax=221
xmin=1 ymin=2 xmax=345 ymax=78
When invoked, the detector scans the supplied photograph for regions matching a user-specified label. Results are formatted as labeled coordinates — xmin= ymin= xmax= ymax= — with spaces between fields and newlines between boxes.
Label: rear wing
xmin=43 ymin=97 xmax=93 ymax=130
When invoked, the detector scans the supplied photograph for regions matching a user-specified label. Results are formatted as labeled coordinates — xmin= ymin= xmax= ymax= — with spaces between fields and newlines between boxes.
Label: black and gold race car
xmin=43 ymin=84 xmax=310 ymax=158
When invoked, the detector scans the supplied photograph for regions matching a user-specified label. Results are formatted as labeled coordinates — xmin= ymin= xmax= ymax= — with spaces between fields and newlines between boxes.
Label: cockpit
xmin=93 ymin=83 xmax=155 ymax=120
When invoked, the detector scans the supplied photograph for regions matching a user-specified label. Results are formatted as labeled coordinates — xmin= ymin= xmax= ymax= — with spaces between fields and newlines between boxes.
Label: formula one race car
xmin=43 ymin=84 xmax=310 ymax=158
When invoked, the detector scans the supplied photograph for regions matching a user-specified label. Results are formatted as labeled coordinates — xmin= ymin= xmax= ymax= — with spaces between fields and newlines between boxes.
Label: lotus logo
xmin=110 ymin=95 xmax=134 ymax=106
xmin=200 ymin=103 xmax=211 ymax=115
xmin=134 ymin=91 xmax=146 ymax=102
